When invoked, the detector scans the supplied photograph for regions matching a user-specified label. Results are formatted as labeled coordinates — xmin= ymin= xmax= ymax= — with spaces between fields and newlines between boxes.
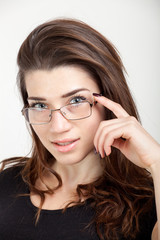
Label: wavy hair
xmin=1 ymin=19 xmax=154 ymax=239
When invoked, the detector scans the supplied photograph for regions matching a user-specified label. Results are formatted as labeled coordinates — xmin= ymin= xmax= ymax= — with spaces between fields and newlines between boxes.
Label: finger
xmin=102 ymin=125 xmax=130 ymax=156
xmin=93 ymin=95 xmax=129 ymax=118
xmin=98 ymin=125 xmax=124 ymax=155
xmin=112 ymin=138 xmax=127 ymax=151
xmin=104 ymin=138 xmax=126 ymax=156
xmin=94 ymin=117 xmax=137 ymax=157
xmin=95 ymin=122 xmax=129 ymax=157
xmin=99 ymin=118 xmax=140 ymax=157
xmin=94 ymin=118 xmax=129 ymax=152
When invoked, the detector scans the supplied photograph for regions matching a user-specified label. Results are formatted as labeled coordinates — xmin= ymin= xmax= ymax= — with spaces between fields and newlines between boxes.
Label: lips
xmin=52 ymin=138 xmax=80 ymax=153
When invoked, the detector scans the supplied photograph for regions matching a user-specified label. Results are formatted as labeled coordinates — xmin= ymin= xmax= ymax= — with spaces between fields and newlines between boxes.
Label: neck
xmin=31 ymin=151 xmax=105 ymax=209
xmin=46 ymin=151 xmax=104 ymax=190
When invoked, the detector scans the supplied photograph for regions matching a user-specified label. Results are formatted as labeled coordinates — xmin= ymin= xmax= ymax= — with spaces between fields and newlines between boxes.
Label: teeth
xmin=57 ymin=141 xmax=74 ymax=146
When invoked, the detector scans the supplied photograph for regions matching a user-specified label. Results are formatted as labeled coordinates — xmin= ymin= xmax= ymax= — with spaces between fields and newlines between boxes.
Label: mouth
xmin=52 ymin=138 xmax=80 ymax=153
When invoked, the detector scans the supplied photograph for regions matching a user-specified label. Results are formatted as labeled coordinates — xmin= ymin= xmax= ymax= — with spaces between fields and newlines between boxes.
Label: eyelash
xmin=69 ymin=95 xmax=87 ymax=104
xmin=29 ymin=102 xmax=47 ymax=109
xmin=28 ymin=94 xmax=87 ymax=109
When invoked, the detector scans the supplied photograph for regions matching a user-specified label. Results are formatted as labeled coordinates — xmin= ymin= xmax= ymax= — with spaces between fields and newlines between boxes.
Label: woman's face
xmin=25 ymin=66 xmax=105 ymax=165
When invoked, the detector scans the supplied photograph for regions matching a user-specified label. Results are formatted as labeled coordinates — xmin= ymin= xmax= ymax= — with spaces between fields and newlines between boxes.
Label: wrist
xmin=149 ymin=160 xmax=160 ymax=180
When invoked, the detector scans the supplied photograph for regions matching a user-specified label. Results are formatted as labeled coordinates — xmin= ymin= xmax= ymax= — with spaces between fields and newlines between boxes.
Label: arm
xmin=93 ymin=95 xmax=160 ymax=240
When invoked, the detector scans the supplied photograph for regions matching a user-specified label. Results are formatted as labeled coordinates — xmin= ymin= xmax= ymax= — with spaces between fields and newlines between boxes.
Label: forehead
xmin=25 ymin=66 xmax=100 ymax=99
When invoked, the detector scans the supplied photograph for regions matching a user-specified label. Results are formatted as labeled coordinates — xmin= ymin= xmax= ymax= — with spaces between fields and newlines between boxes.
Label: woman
xmin=0 ymin=18 xmax=160 ymax=240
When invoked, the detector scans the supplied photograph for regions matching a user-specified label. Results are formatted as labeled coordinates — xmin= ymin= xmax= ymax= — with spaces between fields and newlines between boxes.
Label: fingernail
xmin=94 ymin=147 xmax=97 ymax=155
xmin=92 ymin=93 xmax=103 ymax=97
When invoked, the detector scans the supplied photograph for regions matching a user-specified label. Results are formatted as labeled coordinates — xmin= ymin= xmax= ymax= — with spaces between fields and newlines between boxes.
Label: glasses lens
xmin=61 ymin=101 xmax=92 ymax=120
xmin=23 ymin=108 xmax=51 ymax=124
xmin=22 ymin=93 xmax=94 ymax=124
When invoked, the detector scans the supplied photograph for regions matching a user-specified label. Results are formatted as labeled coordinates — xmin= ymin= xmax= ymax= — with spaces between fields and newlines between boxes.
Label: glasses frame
xmin=22 ymin=100 xmax=97 ymax=125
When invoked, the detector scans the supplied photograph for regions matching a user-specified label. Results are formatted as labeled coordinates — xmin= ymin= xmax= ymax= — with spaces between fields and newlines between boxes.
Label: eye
xmin=29 ymin=102 xmax=47 ymax=109
xmin=70 ymin=96 xmax=86 ymax=104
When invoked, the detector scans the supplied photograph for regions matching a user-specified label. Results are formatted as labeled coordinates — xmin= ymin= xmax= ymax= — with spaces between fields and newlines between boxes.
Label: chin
xmin=50 ymin=149 xmax=93 ymax=166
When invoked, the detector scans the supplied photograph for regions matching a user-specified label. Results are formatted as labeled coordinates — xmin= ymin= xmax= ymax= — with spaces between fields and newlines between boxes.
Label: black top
xmin=0 ymin=166 xmax=157 ymax=240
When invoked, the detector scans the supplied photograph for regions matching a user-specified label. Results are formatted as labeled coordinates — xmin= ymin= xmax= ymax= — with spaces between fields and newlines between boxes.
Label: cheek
xmin=32 ymin=125 xmax=48 ymax=143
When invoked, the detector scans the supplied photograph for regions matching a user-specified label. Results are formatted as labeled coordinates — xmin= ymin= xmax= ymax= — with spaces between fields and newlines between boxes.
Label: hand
xmin=93 ymin=95 xmax=160 ymax=170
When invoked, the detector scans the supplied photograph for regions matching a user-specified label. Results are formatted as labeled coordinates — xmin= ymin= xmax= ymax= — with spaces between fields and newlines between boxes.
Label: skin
xmin=93 ymin=96 xmax=160 ymax=240
xmin=25 ymin=65 xmax=106 ymax=208
xmin=25 ymin=65 xmax=160 ymax=239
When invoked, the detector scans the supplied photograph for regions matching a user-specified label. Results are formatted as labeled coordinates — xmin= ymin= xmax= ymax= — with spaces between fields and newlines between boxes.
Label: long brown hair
xmin=1 ymin=18 xmax=154 ymax=239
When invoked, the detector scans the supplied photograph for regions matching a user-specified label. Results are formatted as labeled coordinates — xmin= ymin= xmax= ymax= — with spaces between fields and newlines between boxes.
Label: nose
xmin=49 ymin=110 xmax=72 ymax=133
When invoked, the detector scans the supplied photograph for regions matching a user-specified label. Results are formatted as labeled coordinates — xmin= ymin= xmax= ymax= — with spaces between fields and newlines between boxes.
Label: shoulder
xmin=0 ymin=165 xmax=27 ymax=196
xmin=0 ymin=165 xmax=22 ymax=181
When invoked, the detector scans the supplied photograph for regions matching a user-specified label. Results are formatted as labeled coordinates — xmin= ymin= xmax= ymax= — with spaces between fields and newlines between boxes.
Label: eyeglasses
xmin=22 ymin=100 xmax=97 ymax=125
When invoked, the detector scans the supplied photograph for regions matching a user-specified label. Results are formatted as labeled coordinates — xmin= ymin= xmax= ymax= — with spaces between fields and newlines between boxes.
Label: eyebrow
xmin=27 ymin=96 xmax=47 ymax=101
xmin=27 ymin=88 xmax=90 ymax=101
xmin=61 ymin=88 xmax=90 ymax=98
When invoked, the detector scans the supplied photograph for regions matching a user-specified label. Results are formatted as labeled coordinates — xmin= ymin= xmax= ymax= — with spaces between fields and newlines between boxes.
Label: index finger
xmin=93 ymin=95 xmax=129 ymax=118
